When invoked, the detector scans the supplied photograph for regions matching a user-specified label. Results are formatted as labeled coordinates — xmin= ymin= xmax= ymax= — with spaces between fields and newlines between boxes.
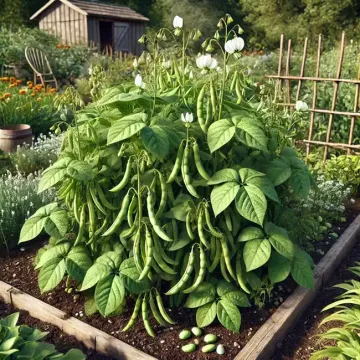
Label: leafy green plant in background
xmin=0 ymin=312 xmax=85 ymax=360
xmin=20 ymin=15 xmax=320 ymax=336
xmin=310 ymin=263 xmax=360 ymax=360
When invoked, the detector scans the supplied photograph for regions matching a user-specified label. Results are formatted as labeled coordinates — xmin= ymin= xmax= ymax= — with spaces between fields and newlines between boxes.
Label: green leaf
xmin=247 ymin=176 xmax=279 ymax=203
xmin=35 ymin=242 xmax=71 ymax=269
xmin=207 ymin=119 xmax=236 ymax=153
xmin=120 ymin=259 xmax=149 ymax=294
xmin=196 ymin=301 xmax=217 ymax=328
xmin=56 ymin=349 xmax=86 ymax=360
xmin=243 ymin=239 xmax=271 ymax=271
xmin=288 ymin=169 xmax=311 ymax=199
xmin=184 ymin=282 xmax=216 ymax=308
xmin=67 ymin=160 xmax=93 ymax=182
xmin=141 ymin=125 xmax=170 ymax=159
xmin=95 ymin=274 xmax=125 ymax=317
xmin=66 ymin=246 xmax=92 ymax=283
xmin=266 ymin=158 xmax=292 ymax=186
xmin=38 ymin=256 xmax=66 ymax=293
xmin=38 ymin=167 xmax=67 ymax=193
xmin=217 ymin=281 xmax=238 ymax=297
xmin=265 ymin=222 xmax=294 ymax=260
xmin=19 ymin=216 xmax=47 ymax=243
xmin=268 ymin=252 xmax=291 ymax=284
xmin=236 ymin=185 xmax=267 ymax=226
xmin=222 ymin=290 xmax=250 ymax=307
xmin=239 ymin=168 xmax=265 ymax=183
xmin=107 ymin=113 xmax=147 ymax=144
xmin=237 ymin=227 xmax=265 ymax=242
xmin=208 ymin=169 xmax=239 ymax=185
xmin=33 ymin=203 xmax=58 ymax=217
xmin=291 ymin=250 xmax=314 ymax=288
xmin=1 ymin=312 xmax=19 ymax=327
xmin=236 ymin=119 xmax=268 ymax=151
xmin=44 ymin=210 xmax=69 ymax=240
xmin=211 ymin=182 xmax=240 ymax=217
xmin=217 ymin=299 xmax=241 ymax=332
xmin=92 ymin=89 xmax=152 ymax=107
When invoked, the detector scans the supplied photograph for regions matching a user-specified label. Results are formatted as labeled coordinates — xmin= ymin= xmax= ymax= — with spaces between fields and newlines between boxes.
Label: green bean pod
xmin=186 ymin=211 xmax=195 ymax=240
xmin=204 ymin=206 xmax=222 ymax=238
xmin=89 ymin=186 xmax=107 ymax=216
xmin=74 ymin=205 xmax=86 ymax=246
xmin=220 ymin=235 xmax=236 ymax=281
xmin=86 ymin=191 xmax=96 ymax=238
xmin=120 ymin=222 xmax=138 ymax=239
xmin=236 ymin=250 xmax=251 ymax=294
xmin=197 ymin=209 xmax=210 ymax=248
xmin=192 ymin=141 xmax=210 ymax=181
xmin=183 ymin=245 xmax=206 ymax=293
xmin=167 ymin=141 xmax=185 ymax=183
xmin=235 ymin=77 xmax=242 ymax=104
xmin=208 ymin=237 xmax=221 ymax=273
xmin=210 ymin=79 xmax=217 ymax=117
xmin=139 ymin=226 xmax=154 ymax=280
xmin=96 ymin=184 xmax=118 ymax=210
xmin=149 ymin=290 xmax=167 ymax=326
xmin=220 ymin=253 xmax=231 ymax=282
xmin=230 ymin=70 xmax=238 ymax=91
xmin=133 ymin=229 xmax=142 ymax=272
xmin=94 ymin=217 xmax=108 ymax=236
xmin=147 ymin=191 xmax=173 ymax=242
xmin=165 ymin=247 xmax=195 ymax=295
xmin=122 ymin=294 xmax=142 ymax=332
xmin=142 ymin=295 xmax=155 ymax=337
xmin=155 ymin=171 xmax=167 ymax=219
xmin=127 ymin=194 xmax=138 ymax=227
xmin=102 ymin=191 xmax=131 ymax=237
xmin=224 ymin=209 xmax=233 ymax=232
xmin=153 ymin=231 xmax=178 ymax=266
xmin=72 ymin=190 xmax=81 ymax=224
xmin=110 ymin=157 xmax=133 ymax=192
xmin=205 ymin=97 xmax=212 ymax=130
xmin=197 ymin=84 xmax=206 ymax=132
xmin=181 ymin=146 xmax=200 ymax=198
xmin=153 ymin=246 xmax=177 ymax=275
xmin=155 ymin=290 xmax=175 ymax=324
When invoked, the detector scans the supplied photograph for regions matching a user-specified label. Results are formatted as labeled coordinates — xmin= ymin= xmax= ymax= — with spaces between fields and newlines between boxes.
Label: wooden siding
xmin=87 ymin=17 xmax=145 ymax=55
xmin=38 ymin=2 xmax=88 ymax=44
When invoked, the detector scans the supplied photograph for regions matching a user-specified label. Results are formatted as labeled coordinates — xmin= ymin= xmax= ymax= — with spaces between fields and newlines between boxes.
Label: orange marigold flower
xmin=16 ymin=79 xmax=22 ymax=85
xmin=28 ymin=84 xmax=34 ymax=89
xmin=64 ymin=45 xmax=71 ymax=49
xmin=0 ymin=77 xmax=9 ymax=82
xmin=49 ymin=88 xmax=56 ymax=94
xmin=27 ymin=81 xmax=33 ymax=85
xmin=10 ymin=77 xmax=16 ymax=83
xmin=31 ymin=93 xmax=36 ymax=97
xmin=19 ymin=89 xmax=26 ymax=95
xmin=3 ymin=93 xmax=12 ymax=99
xmin=56 ymin=44 xmax=64 ymax=49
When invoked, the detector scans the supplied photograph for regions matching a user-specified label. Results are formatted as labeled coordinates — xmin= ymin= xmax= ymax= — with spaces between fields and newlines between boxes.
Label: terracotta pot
xmin=0 ymin=124 xmax=33 ymax=153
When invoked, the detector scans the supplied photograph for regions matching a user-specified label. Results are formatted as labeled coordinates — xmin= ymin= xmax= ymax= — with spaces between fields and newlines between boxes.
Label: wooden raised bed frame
xmin=1 ymin=214 xmax=360 ymax=360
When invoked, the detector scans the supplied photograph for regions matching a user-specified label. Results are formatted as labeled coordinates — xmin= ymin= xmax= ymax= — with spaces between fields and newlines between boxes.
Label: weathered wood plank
xmin=0 ymin=282 xmax=12 ymax=303
xmin=235 ymin=213 xmax=360 ymax=360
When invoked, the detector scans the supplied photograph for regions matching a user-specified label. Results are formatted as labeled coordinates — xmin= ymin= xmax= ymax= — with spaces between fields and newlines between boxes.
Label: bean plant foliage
xmin=20 ymin=15 xmax=314 ymax=335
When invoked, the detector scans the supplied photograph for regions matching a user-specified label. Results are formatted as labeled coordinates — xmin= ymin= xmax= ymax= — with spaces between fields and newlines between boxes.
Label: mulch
xmin=0 ymin=211 xmax=358 ymax=360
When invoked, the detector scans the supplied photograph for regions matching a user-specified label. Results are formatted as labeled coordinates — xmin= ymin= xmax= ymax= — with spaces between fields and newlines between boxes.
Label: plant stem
xmin=218 ymin=24 xmax=228 ymax=120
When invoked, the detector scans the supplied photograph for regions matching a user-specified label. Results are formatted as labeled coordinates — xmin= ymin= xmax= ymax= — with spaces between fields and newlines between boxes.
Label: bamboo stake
xmin=285 ymin=40 xmax=291 ymax=104
xmin=302 ymin=139 xmax=360 ymax=151
xmin=306 ymin=34 xmax=322 ymax=159
xmin=266 ymin=75 xmax=360 ymax=85
xmin=296 ymin=37 xmax=308 ymax=102
xmin=323 ymin=31 xmax=346 ymax=162
xmin=348 ymin=83 xmax=359 ymax=154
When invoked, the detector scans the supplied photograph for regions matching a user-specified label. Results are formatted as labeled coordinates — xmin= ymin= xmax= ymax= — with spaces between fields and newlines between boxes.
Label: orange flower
xmin=10 ymin=77 xmax=16 ymax=83
xmin=3 ymin=93 xmax=12 ymax=99
xmin=27 ymin=81 xmax=33 ymax=85
xmin=9 ymin=84 xmax=17 ymax=88
xmin=19 ymin=89 xmax=26 ymax=95
xmin=56 ymin=44 xmax=64 ymax=49
xmin=0 ymin=77 xmax=9 ymax=82
xmin=28 ymin=84 xmax=33 ymax=89
xmin=16 ymin=79 xmax=22 ymax=85
xmin=64 ymin=45 xmax=71 ymax=49
xmin=49 ymin=88 xmax=56 ymax=94
xmin=31 ymin=93 xmax=36 ymax=97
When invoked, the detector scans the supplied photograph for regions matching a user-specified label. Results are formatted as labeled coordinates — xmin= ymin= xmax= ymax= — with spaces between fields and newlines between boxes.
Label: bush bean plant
xmin=0 ymin=312 xmax=85 ymax=360
xmin=20 ymin=15 xmax=319 ymax=335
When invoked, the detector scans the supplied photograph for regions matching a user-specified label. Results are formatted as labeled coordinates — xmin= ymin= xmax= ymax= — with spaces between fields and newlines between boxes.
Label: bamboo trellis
xmin=266 ymin=32 xmax=360 ymax=161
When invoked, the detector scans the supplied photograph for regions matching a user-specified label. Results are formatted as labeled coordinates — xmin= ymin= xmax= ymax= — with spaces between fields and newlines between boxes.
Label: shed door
xmin=113 ymin=22 xmax=130 ymax=53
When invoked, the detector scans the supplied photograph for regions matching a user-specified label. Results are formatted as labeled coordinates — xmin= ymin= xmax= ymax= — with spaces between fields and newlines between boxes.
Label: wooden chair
xmin=25 ymin=47 xmax=58 ymax=90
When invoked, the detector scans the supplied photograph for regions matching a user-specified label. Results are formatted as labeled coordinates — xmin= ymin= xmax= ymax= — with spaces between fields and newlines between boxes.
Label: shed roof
xmin=30 ymin=0 xmax=149 ymax=22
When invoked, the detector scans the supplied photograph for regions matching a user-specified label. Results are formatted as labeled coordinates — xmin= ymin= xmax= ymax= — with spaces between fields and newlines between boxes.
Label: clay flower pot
xmin=0 ymin=124 xmax=33 ymax=153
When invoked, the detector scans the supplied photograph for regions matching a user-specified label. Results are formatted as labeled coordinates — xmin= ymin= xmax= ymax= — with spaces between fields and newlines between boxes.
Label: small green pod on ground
xmin=340 ymin=217 xmax=346 ymax=222
xmin=179 ymin=330 xmax=192 ymax=340
xmin=204 ymin=334 xmax=217 ymax=343
xmin=325 ymin=222 xmax=332 ymax=229
xmin=320 ymin=226 xmax=328 ymax=232
xmin=317 ymin=216 xmax=323 ymax=222
xmin=216 ymin=344 xmax=225 ymax=355
xmin=191 ymin=327 xmax=202 ymax=337
xmin=330 ymin=232 xmax=338 ymax=239
xmin=202 ymin=344 xmax=216 ymax=353
xmin=182 ymin=343 xmax=196 ymax=353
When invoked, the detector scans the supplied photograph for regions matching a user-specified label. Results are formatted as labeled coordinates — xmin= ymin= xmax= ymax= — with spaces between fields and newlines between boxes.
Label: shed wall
xmin=39 ymin=2 xmax=88 ymax=44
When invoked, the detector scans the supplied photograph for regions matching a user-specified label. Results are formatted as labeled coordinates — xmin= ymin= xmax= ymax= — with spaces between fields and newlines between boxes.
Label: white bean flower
xmin=162 ymin=60 xmax=172 ymax=69
xmin=196 ymin=54 xmax=218 ymax=71
xmin=225 ymin=37 xmax=245 ymax=54
xmin=295 ymin=100 xmax=309 ymax=112
xmin=173 ymin=16 xmax=183 ymax=29
xmin=133 ymin=58 xmax=138 ymax=68
xmin=181 ymin=112 xmax=194 ymax=123
xmin=135 ymin=74 xmax=145 ymax=89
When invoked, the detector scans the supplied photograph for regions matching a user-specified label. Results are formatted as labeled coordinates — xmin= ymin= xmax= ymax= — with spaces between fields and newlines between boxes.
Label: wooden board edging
xmin=0 ymin=282 xmax=156 ymax=360
xmin=235 ymin=213 xmax=360 ymax=360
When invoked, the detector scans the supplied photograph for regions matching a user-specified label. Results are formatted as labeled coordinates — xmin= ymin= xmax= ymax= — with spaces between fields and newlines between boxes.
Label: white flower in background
xmin=225 ymin=37 xmax=245 ymax=54
xmin=135 ymin=74 xmax=145 ymax=89
xmin=295 ymin=100 xmax=309 ymax=112
xmin=196 ymin=54 xmax=218 ymax=71
xmin=173 ymin=16 xmax=183 ymax=29
xmin=88 ymin=67 xmax=93 ymax=75
xmin=181 ymin=112 xmax=194 ymax=123
xmin=162 ymin=60 xmax=172 ymax=69
xmin=133 ymin=58 xmax=138 ymax=68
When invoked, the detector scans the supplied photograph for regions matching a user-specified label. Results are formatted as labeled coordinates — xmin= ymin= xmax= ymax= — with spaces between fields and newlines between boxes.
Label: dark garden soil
xmin=0 ymin=211 xmax=358 ymax=360
xmin=272 ymin=236 xmax=360 ymax=360
xmin=0 ymin=302 xmax=111 ymax=360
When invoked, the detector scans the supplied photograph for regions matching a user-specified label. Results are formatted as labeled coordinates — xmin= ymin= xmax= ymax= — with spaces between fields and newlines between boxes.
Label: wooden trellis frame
xmin=266 ymin=32 xmax=360 ymax=161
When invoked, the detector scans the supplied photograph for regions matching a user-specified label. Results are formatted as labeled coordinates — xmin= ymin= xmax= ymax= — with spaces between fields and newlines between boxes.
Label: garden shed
xmin=30 ymin=0 xmax=148 ymax=55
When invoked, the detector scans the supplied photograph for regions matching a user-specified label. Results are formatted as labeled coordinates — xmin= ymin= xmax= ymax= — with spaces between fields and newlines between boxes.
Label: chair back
xmin=25 ymin=47 xmax=52 ymax=75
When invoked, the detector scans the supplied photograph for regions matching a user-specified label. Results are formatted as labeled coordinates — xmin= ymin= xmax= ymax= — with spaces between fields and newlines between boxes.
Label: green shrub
xmin=0 ymin=312 xmax=85 ymax=360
